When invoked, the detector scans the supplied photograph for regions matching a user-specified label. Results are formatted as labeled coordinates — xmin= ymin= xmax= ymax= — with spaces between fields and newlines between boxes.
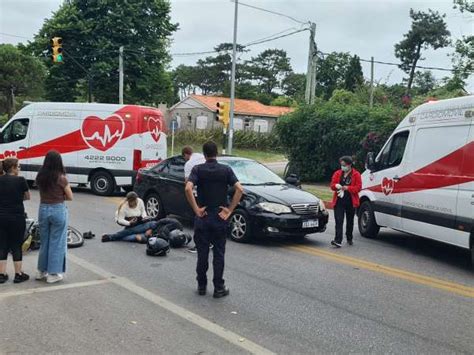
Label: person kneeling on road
xmin=102 ymin=192 xmax=157 ymax=243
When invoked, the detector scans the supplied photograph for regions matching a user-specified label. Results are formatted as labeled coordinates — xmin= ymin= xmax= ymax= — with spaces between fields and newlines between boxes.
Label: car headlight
xmin=258 ymin=202 xmax=292 ymax=214
xmin=318 ymin=199 xmax=326 ymax=212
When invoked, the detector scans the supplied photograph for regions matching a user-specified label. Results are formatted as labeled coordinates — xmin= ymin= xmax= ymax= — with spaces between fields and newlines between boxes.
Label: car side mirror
xmin=285 ymin=174 xmax=301 ymax=187
xmin=366 ymin=152 xmax=376 ymax=171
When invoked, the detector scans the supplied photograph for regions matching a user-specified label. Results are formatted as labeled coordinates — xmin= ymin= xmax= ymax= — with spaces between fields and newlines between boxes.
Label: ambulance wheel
xmin=358 ymin=201 xmax=380 ymax=238
xmin=90 ymin=171 xmax=116 ymax=196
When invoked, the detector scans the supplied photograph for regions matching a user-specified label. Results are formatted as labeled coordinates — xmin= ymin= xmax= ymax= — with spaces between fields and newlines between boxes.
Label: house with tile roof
xmin=168 ymin=95 xmax=294 ymax=133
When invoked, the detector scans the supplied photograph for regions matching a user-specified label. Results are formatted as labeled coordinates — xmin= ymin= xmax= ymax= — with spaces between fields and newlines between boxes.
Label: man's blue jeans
xmin=110 ymin=221 xmax=158 ymax=242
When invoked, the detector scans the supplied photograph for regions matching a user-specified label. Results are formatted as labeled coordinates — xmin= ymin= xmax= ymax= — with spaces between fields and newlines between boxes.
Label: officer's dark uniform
xmin=188 ymin=159 xmax=238 ymax=290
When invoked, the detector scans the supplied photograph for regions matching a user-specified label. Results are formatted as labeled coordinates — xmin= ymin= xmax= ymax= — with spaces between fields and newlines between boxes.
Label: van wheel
xmin=90 ymin=171 xmax=116 ymax=196
xmin=358 ymin=201 xmax=380 ymax=238
xmin=229 ymin=209 xmax=253 ymax=243
xmin=145 ymin=192 xmax=165 ymax=219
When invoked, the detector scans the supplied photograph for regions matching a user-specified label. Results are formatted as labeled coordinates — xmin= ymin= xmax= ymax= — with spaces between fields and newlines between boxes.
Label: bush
xmin=276 ymin=100 xmax=405 ymax=181
xmin=0 ymin=114 xmax=8 ymax=127
xmin=173 ymin=128 xmax=281 ymax=152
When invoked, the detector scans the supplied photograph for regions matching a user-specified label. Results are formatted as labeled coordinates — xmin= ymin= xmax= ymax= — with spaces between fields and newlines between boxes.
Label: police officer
xmin=185 ymin=141 xmax=243 ymax=298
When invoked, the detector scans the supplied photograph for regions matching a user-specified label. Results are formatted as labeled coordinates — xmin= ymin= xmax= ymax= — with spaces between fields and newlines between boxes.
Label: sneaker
xmin=35 ymin=271 xmax=48 ymax=281
xmin=347 ymin=240 xmax=353 ymax=246
xmin=187 ymin=246 xmax=197 ymax=253
xmin=331 ymin=240 xmax=342 ymax=248
xmin=197 ymin=285 xmax=207 ymax=296
xmin=101 ymin=234 xmax=112 ymax=243
xmin=0 ymin=274 xmax=8 ymax=284
xmin=47 ymin=274 xmax=64 ymax=284
xmin=213 ymin=287 xmax=230 ymax=299
xmin=14 ymin=272 xmax=30 ymax=284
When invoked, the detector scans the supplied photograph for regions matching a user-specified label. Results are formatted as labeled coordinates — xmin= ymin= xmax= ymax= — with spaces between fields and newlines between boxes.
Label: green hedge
xmin=173 ymin=129 xmax=282 ymax=152
xmin=276 ymin=99 xmax=406 ymax=181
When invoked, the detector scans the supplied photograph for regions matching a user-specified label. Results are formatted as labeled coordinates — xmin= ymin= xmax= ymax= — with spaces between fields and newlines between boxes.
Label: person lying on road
xmin=102 ymin=192 xmax=158 ymax=244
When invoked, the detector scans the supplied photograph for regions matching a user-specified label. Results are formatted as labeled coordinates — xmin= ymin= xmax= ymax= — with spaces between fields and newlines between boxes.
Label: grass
xmin=168 ymin=143 xmax=286 ymax=163
xmin=302 ymin=183 xmax=333 ymax=202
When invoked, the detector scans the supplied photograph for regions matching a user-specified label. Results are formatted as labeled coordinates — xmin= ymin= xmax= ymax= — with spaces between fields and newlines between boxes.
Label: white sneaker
xmin=46 ymin=274 xmax=64 ymax=284
xmin=35 ymin=271 xmax=48 ymax=281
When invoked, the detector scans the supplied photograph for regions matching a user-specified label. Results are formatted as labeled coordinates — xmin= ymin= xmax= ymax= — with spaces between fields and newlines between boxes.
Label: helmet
xmin=146 ymin=237 xmax=170 ymax=256
xmin=168 ymin=230 xmax=191 ymax=248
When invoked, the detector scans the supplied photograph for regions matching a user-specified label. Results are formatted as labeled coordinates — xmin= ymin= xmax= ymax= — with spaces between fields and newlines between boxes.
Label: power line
xmin=232 ymin=0 xmax=307 ymax=25
xmin=244 ymin=28 xmax=308 ymax=47
xmin=0 ymin=32 xmax=33 ymax=40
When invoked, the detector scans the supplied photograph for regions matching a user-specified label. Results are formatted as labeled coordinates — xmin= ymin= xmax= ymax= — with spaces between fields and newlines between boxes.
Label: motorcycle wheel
xmin=67 ymin=226 xmax=85 ymax=248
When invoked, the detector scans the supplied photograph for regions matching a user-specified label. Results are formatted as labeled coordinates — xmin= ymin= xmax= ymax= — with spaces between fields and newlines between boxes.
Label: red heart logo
xmin=148 ymin=117 xmax=162 ymax=143
xmin=81 ymin=114 xmax=125 ymax=152
xmin=0 ymin=151 xmax=17 ymax=160
xmin=381 ymin=177 xmax=395 ymax=196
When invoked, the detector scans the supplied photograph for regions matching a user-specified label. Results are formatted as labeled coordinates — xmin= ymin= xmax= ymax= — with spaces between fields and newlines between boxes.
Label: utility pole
xmin=119 ymin=46 xmax=124 ymax=104
xmin=305 ymin=22 xmax=317 ymax=104
xmin=369 ymin=56 xmax=374 ymax=108
xmin=227 ymin=0 xmax=238 ymax=155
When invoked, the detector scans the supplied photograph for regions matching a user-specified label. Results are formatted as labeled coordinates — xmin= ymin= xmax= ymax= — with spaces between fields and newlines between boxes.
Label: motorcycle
xmin=22 ymin=216 xmax=93 ymax=252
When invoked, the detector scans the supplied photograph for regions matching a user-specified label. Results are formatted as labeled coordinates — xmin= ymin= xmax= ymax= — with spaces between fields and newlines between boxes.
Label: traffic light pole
xmin=119 ymin=46 xmax=124 ymax=104
xmin=227 ymin=0 xmax=238 ymax=155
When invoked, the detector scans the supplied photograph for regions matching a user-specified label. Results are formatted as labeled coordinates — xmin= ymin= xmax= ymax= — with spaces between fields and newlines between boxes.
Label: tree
xmin=453 ymin=0 xmax=474 ymax=12
xmin=27 ymin=0 xmax=178 ymax=105
xmin=0 ymin=44 xmax=46 ymax=117
xmin=413 ymin=71 xmax=437 ymax=94
xmin=315 ymin=52 xmax=353 ymax=99
xmin=172 ymin=64 xmax=199 ymax=99
xmin=344 ymin=55 xmax=364 ymax=92
xmin=394 ymin=9 xmax=450 ymax=95
xmin=245 ymin=49 xmax=292 ymax=95
xmin=282 ymin=73 xmax=306 ymax=102
xmin=451 ymin=1 xmax=473 ymax=85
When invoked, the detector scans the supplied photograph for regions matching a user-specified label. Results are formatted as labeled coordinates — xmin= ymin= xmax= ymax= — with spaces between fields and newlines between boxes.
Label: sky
xmin=1 ymin=0 xmax=473 ymax=91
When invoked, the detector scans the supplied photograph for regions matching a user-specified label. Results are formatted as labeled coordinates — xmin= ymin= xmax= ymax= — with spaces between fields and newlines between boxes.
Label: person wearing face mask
xmin=330 ymin=156 xmax=362 ymax=248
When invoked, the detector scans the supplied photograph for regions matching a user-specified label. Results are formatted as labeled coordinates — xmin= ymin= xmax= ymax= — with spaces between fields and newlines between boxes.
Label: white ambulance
xmin=0 ymin=102 xmax=167 ymax=195
xmin=358 ymin=96 xmax=474 ymax=263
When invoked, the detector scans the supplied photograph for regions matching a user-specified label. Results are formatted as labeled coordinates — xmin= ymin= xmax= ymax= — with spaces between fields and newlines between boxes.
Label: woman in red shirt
xmin=330 ymin=156 xmax=362 ymax=247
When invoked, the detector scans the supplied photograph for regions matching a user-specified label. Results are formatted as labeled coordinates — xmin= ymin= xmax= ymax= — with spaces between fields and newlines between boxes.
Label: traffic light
xmin=51 ymin=37 xmax=63 ymax=63
xmin=216 ymin=102 xmax=230 ymax=127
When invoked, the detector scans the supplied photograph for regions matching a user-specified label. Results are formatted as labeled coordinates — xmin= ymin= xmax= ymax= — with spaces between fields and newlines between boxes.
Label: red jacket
xmin=330 ymin=168 xmax=362 ymax=208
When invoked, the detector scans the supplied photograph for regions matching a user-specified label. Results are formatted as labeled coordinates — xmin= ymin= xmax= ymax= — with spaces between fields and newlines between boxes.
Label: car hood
xmin=243 ymin=184 xmax=320 ymax=205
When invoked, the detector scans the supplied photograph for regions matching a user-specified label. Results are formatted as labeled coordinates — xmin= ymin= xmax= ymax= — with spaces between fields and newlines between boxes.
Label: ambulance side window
xmin=377 ymin=131 xmax=409 ymax=171
xmin=0 ymin=119 xmax=29 ymax=143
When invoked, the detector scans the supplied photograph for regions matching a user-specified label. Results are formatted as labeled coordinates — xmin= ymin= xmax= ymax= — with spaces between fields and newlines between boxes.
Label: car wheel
xmin=358 ymin=201 xmax=380 ymax=238
xmin=470 ymin=233 xmax=474 ymax=268
xmin=229 ymin=209 xmax=252 ymax=243
xmin=90 ymin=171 xmax=116 ymax=196
xmin=145 ymin=192 xmax=165 ymax=219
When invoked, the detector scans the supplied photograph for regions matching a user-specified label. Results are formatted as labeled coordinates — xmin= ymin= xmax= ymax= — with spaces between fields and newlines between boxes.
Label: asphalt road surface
xmin=1 ymin=189 xmax=473 ymax=354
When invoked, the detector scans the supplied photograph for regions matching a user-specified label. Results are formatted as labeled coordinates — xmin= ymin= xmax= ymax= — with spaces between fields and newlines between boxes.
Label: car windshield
xmin=220 ymin=159 xmax=285 ymax=185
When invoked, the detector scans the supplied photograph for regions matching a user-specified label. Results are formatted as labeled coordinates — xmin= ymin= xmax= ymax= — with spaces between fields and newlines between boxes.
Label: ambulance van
xmin=0 ymin=102 xmax=166 ymax=195
xmin=358 ymin=96 xmax=474 ymax=263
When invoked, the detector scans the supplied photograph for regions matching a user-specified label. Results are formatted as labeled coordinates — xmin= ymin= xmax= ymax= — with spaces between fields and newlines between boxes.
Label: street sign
xmin=169 ymin=119 xmax=179 ymax=131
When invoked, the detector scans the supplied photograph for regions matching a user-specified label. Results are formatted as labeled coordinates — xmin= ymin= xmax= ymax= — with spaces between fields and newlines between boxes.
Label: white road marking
xmin=0 ymin=279 xmax=110 ymax=299
xmin=69 ymin=254 xmax=275 ymax=355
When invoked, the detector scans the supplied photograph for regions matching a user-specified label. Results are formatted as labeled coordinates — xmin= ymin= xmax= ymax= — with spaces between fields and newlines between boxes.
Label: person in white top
xmin=183 ymin=146 xmax=206 ymax=180
xmin=182 ymin=146 xmax=207 ymax=253
xmin=101 ymin=192 xmax=158 ymax=243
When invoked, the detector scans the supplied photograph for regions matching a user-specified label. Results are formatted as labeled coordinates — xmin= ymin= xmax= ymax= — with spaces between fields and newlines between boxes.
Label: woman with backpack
xmin=101 ymin=192 xmax=158 ymax=243
xmin=36 ymin=150 xmax=73 ymax=284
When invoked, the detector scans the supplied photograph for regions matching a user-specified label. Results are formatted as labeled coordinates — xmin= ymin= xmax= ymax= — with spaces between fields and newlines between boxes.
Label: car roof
xmin=169 ymin=155 xmax=253 ymax=162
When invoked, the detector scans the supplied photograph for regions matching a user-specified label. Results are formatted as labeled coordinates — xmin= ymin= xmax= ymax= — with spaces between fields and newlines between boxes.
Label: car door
xmin=0 ymin=118 xmax=32 ymax=178
xmin=370 ymin=130 xmax=410 ymax=230
xmin=160 ymin=157 xmax=192 ymax=217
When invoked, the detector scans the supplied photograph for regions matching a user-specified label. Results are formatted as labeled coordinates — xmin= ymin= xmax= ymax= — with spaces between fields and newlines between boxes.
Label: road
xmin=1 ymin=189 xmax=473 ymax=354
